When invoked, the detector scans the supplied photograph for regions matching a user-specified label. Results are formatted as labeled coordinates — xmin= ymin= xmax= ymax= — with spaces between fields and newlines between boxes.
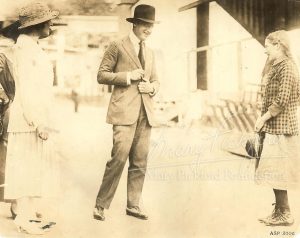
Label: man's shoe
xmin=126 ymin=206 xmax=148 ymax=220
xmin=93 ymin=207 xmax=105 ymax=221
xmin=258 ymin=203 xmax=280 ymax=223
xmin=265 ymin=209 xmax=294 ymax=226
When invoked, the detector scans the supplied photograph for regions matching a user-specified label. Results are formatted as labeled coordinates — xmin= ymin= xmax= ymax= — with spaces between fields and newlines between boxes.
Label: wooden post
xmin=237 ymin=41 xmax=243 ymax=91
xmin=196 ymin=2 xmax=209 ymax=90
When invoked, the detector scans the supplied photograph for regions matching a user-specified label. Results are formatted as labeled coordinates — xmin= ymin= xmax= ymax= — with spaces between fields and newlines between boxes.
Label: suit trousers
xmin=96 ymin=103 xmax=151 ymax=209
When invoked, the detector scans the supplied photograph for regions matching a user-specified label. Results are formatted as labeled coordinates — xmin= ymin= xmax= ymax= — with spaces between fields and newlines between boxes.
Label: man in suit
xmin=93 ymin=4 xmax=159 ymax=221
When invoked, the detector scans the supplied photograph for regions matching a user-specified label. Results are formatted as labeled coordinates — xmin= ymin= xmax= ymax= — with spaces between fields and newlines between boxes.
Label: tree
xmin=49 ymin=0 xmax=118 ymax=15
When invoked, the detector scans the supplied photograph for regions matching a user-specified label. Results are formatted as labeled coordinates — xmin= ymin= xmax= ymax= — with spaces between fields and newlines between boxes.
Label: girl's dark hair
xmin=0 ymin=21 xmax=20 ymax=42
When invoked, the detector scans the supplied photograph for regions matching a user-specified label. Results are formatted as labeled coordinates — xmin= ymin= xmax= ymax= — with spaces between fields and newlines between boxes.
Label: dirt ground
xmin=0 ymin=99 xmax=300 ymax=238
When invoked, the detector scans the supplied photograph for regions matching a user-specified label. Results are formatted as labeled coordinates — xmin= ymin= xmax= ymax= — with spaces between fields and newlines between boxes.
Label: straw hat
xmin=18 ymin=2 xmax=59 ymax=29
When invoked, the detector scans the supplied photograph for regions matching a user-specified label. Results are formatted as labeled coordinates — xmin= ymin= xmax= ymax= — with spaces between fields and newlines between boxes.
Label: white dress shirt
xmin=126 ymin=31 xmax=146 ymax=85
xmin=126 ymin=31 xmax=155 ymax=95
xmin=129 ymin=30 xmax=144 ymax=56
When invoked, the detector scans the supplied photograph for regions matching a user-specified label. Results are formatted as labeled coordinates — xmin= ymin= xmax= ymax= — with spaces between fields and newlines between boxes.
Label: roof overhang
xmin=179 ymin=0 xmax=213 ymax=12
xmin=118 ymin=0 xmax=139 ymax=5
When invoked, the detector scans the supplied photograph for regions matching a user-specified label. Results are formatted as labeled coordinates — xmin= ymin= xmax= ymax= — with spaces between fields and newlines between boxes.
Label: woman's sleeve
xmin=268 ymin=62 xmax=295 ymax=117
xmin=14 ymin=47 xmax=47 ymax=128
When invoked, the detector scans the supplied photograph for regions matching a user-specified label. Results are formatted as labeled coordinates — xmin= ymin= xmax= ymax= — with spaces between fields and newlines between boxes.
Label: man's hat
xmin=18 ymin=2 xmax=59 ymax=29
xmin=126 ymin=4 xmax=159 ymax=24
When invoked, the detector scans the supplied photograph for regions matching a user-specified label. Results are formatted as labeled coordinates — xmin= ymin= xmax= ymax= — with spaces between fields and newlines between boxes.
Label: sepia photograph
xmin=0 ymin=0 xmax=300 ymax=237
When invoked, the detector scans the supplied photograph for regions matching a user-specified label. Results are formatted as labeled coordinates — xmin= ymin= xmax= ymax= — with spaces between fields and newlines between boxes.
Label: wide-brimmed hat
xmin=18 ymin=2 xmax=59 ymax=29
xmin=126 ymin=4 xmax=159 ymax=24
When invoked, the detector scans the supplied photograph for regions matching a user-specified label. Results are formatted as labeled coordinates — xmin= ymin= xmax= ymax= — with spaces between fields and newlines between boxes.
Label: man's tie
xmin=138 ymin=41 xmax=145 ymax=69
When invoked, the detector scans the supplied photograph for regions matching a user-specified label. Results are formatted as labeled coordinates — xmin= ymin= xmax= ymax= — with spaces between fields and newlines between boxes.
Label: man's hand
xmin=138 ymin=81 xmax=154 ymax=94
xmin=130 ymin=69 xmax=145 ymax=81
xmin=37 ymin=125 xmax=49 ymax=141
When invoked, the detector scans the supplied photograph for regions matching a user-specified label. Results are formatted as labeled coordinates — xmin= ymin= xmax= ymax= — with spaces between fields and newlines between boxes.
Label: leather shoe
xmin=258 ymin=203 xmax=280 ymax=223
xmin=93 ymin=207 xmax=105 ymax=221
xmin=126 ymin=206 xmax=148 ymax=220
xmin=265 ymin=209 xmax=294 ymax=226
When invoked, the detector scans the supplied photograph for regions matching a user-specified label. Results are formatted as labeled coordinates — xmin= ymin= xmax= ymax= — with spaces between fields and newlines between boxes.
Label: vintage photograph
xmin=0 ymin=0 xmax=300 ymax=237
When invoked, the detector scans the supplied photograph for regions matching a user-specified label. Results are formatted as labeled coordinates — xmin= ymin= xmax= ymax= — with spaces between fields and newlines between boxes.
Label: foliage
xmin=48 ymin=0 xmax=118 ymax=15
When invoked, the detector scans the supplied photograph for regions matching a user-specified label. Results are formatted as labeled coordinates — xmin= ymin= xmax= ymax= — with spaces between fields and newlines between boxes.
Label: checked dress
xmin=255 ymin=57 xmax=300 ymax=190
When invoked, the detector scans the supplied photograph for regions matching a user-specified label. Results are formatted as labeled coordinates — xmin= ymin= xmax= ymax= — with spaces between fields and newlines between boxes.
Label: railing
xmin=185 ymin=35 xmax=264 ymax=131
xmin=186 ymin=37 xmax=254 ymax=92
xmin=201 ymin=83 xmax=263 ymax=132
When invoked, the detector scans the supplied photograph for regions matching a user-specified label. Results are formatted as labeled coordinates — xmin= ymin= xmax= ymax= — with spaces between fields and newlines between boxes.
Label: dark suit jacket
xmin=0 ymin=52 xmax=15 ymax=102
xmin=97 ymin=36 xmax=159 ymax=126
xmin=0 ymin=51 xmax=15 ymax=142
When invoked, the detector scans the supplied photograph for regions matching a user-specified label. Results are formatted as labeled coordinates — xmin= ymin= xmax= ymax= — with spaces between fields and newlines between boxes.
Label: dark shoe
xmin=258 ymin=203 xmax=280 ymax=224
xmin=93 ymin=207 xmax=105 ymax=221
xmin=265 ymin=209 xmax=294 ymax=226
xmin=14 ymin=216 xmax=45 ymax=235
xmin=10 ymin=205 xmax=17 ymax=220
xmin=40 ymin=222 xmax=56 ymax=232
xmin=126 ymin=206 xmax=148 ymax=220
xmin=10 ymin=202 xmax=17 ymax=219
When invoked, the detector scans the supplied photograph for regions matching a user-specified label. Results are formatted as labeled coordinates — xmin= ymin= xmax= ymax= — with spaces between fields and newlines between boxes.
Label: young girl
xmin=255 ymin=30 xmax=300 ymax=226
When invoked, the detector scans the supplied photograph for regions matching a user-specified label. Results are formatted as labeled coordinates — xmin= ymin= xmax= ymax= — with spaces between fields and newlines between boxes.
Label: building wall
xmin=209 ymin=2 xmax=266 ymax=97
xmin=117 ymin=4 xmax=134 ymax=37
xmin=39 ymin=16 xmax=120 ymax=97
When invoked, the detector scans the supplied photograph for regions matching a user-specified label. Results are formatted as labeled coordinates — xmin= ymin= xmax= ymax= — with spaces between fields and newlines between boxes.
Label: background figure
xmin=0 ymin=24 xmax=17 ymax=201
xmin=0 ymin=85 xmax=11 ymax=200
xmin=3 ymin=2 xmax=60 ymax=235
xmin=254 ymin=30 xmax=300 ymax=226
xmin=71 ymin=89 xmax=79 ymax=113
xmin=93 ymin=4 xmax=159 ymax=221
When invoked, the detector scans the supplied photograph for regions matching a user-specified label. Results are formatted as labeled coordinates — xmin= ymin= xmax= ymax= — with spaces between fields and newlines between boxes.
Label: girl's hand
xmin=37 ymin=125 xmax=49 ymax=140
xmin=254 ymin=116 xmax=265 ymax=132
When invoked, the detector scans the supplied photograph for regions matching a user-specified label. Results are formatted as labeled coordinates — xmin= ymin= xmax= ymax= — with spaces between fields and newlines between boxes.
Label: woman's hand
xmin=254 ymin=116 xmax=265 ymax=132
xmin=254 ymin=111 xmax=272 ymax=132
xmin=37 ymin=125 xmax=49 ymax=140
xmin=23 ymin=114 xmax=34 ymax=127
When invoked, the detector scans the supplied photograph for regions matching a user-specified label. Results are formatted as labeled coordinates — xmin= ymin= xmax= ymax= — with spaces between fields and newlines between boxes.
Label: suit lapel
xmin=122 ymin=37 xmax=142 ymax=68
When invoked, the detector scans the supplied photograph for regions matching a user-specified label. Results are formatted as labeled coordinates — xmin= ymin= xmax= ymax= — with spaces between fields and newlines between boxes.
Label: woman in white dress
xmin=4 ymin=2 xmax=60 ymax=234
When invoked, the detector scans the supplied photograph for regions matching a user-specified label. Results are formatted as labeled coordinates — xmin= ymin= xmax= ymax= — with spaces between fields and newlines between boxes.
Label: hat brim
xmin=18 ymin=10 xmax=59 ymax=29
xmin=126 ymin=17 xmax=160 ymax=24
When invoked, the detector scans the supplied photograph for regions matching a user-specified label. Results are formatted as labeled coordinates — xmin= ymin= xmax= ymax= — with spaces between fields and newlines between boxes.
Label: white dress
xmin=4 ymin=34 xmax=60 ymax=199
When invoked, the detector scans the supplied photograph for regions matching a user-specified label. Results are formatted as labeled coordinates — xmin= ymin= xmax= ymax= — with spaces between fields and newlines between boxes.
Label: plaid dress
xmin=261 ymin=57 xmax=300 ymax=135
xmin=255 ymin=57 xmax=300 ymax=189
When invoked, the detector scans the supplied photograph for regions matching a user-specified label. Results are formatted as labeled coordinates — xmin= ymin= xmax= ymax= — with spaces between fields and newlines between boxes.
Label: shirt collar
xmin=129 ymin=30 xmax=141 ymax=46
xmin=272 ymin=56 xmax=288 ymax=66
xmin=16 ymin=34 xmax=39 ymax=47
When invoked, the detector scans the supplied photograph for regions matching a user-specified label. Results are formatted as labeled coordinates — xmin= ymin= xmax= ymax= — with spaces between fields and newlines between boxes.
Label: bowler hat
xmin=18 ymin=2 xmax=59 ymax=29
xmin=126 ymin=4 xmax=159 ymax=24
